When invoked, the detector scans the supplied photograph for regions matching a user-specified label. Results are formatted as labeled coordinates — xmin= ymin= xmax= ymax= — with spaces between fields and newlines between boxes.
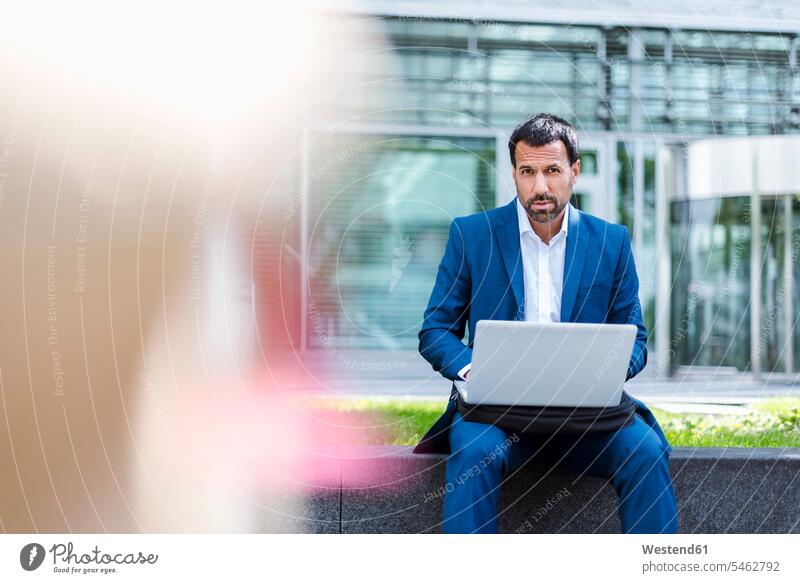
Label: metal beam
xmin=324 ymin=1 xmax=800 ymax=35
xmin=750 ymin=148 xmax=762 ymax=377
xmin=784 ymin=194 xmax=794 ymax=373
xmin=654 ymin=143 xmax=671 ymax=379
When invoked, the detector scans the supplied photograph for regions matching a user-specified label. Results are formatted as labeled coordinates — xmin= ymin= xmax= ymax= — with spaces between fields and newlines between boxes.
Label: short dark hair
xmin=508 ymin=113 xmax=580 ymax=167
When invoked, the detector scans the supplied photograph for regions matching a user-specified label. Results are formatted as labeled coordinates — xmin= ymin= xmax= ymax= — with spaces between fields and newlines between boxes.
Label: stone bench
xmin=257 ymin=446 xmax=800 ymax=534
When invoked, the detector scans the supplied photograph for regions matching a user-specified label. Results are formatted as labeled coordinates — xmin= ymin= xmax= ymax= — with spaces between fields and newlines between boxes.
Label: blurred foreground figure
xmin=0 ymin=1 xmax=370 ymax=533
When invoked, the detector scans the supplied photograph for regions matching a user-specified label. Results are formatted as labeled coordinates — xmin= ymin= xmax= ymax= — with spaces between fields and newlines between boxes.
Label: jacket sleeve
xmin=607 ymin=226 xmax=648 ymax=381
xmin=418 ymin=219 xmax=473 ymax=381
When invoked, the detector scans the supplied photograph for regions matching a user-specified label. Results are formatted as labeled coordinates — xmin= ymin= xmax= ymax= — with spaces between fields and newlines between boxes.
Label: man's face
xmin=512 ymin=140 xmax=580 ymax=224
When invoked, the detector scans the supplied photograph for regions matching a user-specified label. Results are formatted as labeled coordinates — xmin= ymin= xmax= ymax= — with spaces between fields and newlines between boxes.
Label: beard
xmin=520 ymin=193 xmax=569 ymax=224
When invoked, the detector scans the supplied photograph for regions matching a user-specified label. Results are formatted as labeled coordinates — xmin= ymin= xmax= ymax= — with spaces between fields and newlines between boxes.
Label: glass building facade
xmin=276 ymin=4 xmax=800 ymax=380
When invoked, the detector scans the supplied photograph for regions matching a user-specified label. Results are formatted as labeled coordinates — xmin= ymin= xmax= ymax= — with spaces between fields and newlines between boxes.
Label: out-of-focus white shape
xmin=0 ymin=0 xmax=312 ymax=124
xmin=687 ymin=135 xmax=800 ymax=199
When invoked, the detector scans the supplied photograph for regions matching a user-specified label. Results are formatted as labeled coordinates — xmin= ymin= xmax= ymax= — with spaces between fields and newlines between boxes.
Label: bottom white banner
xmin=1 ymin=534 xmax=797 ymax=583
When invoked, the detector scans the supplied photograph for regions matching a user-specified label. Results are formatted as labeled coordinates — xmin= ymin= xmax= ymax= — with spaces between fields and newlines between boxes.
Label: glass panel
xmin=571 ymin=192 xmax=587 ymax=211
xmin=671 ymin=197 xmax=752 ymax=371
xmin=640 ymin=142 xmax=657 ymax=348
xmin=489 ymin=50 xmax=574 ymax=84
xmin=761 ymin=196 xmax=790 ymax=372
xmin=478 ymin=22 xmax=592 ymax=44
xmin=617 ymin=141 xmax=635 ymax=233
xmin=307 ymin=134 xmax=496 ymax=351
xmin=579 ymin=151 xmax=598 ymax=175
xmin=793 ymin=196 xmax=800 ymax=372
xmin=330 ymin=16 xmax=797 ymax=134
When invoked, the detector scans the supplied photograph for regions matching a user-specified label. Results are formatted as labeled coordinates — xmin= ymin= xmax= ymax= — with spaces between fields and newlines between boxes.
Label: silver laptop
xmin=454 ymin=320 xmax=637 ymax=407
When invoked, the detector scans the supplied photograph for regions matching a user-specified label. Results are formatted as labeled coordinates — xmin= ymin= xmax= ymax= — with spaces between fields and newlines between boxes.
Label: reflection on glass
xmin=794 ymin=197 xmax=800 ymax=372
xmin=762 ymin=196 xmax=800 ymax=373
xmin=671 ymin=197 xmax=752 ymax=371
xmin=617 ymin=141 xmax=635 ymax=234
xmin=334 ymin=17 xmax=796 ymax=134
xmin=307 ymin=135 xmax=496 ymax=350
xmin=579 ymin=151 xmax=598 ymax=175
xmin=640 ymin=142 xmax=657 ymax=348
xmin=571 ymin=192 xmax=587 ymax=211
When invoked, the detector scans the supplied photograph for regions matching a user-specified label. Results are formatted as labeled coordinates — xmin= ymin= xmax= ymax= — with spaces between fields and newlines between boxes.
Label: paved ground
xmin=295 ymin=373 xmax=800 ymax=414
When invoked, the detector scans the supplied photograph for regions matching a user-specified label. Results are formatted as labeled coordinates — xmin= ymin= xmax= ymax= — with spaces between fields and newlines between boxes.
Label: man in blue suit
xmin=416 ymin=114 xmax=678 ymax=534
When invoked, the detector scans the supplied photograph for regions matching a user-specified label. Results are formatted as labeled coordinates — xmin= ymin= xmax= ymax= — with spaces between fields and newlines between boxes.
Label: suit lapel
xmin=560 ymin=203 xmax=589 ymax=322
xmin=492 ymin=199 xmax=525 ymax=320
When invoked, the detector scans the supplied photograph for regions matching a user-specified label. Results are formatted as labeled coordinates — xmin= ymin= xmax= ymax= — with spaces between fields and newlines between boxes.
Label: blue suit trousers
xmin=442 ymin=411 xmax=679 ymax=534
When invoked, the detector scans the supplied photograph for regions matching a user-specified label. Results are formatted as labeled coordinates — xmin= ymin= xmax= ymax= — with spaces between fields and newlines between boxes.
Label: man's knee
xmin=612 ymin=426 xmax=670 ymax=483
xmin=449 ymin=419 xmax=515 ymax=469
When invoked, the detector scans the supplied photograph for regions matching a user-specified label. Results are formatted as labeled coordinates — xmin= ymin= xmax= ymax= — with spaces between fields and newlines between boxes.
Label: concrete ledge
xmin=265 ymin=446 xmax=800 ymax=533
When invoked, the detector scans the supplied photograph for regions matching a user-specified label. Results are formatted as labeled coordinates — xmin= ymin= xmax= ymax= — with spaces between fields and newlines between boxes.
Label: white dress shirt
xmin=458 ymin=199 xmax=570 ymax=380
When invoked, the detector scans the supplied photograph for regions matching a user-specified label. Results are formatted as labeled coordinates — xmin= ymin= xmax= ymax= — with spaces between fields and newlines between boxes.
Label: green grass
xmin=300 ymin=397 xmax=800 ymax=448
xmin=652 ymin=400 xmax=800 ymax=448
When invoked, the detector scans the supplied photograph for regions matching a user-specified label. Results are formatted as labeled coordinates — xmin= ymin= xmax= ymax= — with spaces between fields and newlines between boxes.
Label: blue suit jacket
xmin=414 ymin=198 xmax=670 ymax=455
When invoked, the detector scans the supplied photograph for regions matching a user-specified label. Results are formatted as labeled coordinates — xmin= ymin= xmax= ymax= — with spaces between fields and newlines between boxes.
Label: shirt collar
xmin=516 ymin=197 xmax=569 ymax=243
